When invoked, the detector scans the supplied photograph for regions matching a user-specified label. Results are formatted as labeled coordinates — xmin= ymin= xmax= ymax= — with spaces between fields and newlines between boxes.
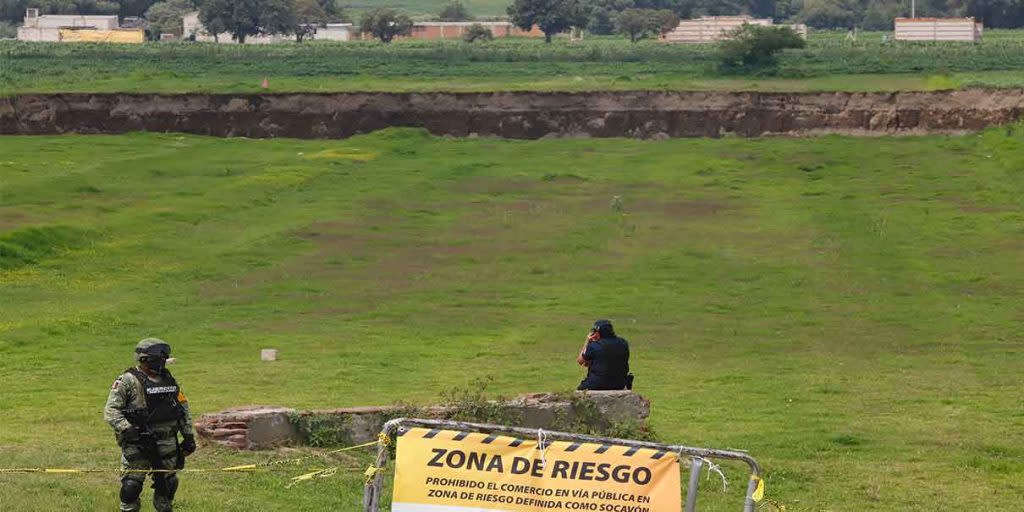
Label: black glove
xmin=121 ymin=426 xmax=141 ymax=442
xmin=180 ymin=435 xmax=197 ymax=456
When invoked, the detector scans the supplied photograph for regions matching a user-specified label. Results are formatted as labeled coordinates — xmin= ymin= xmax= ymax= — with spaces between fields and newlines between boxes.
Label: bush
xmin=289 ymin=412 xmax=353 ymax=447
xmin=439 ymin=0 xmax=471 ymax=21
xmin=463 ymin=23 xmax=494 ymax=43
xmin=0 ymin=21 xmax=15 ymax=39
xmin=359 ymin=8 xmax=413 ymax=43
xmin=719 ymin=24 xmax=806 ymax=74
xmin=437 ymin=377 xmax=521 ymax=425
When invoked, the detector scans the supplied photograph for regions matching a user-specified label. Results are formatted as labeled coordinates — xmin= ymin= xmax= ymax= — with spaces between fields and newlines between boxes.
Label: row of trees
xmin=4 ymin=0 xmax=1024 ymax=37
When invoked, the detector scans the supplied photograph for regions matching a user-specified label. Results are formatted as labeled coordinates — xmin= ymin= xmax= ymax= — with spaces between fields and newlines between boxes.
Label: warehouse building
xmin=661 ymin=15 xmax=807 ymax=43
xmin=894 ymin=17 xmax=982 ymax=42
xmin=17 ymin=8 xmax=143 ymax=42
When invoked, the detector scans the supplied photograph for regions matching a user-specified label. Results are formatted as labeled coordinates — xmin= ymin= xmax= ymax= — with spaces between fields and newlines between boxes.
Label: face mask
xmin=146 ymin=357 xmax=167 ymax=372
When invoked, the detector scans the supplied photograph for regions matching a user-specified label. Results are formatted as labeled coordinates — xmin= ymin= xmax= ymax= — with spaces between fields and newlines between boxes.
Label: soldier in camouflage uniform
xmin=104 ymin=338 xmax=197 ymax=512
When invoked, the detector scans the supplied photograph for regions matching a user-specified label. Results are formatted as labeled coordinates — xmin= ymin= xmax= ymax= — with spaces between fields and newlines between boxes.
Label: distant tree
xmin=507 ymin=0 xmax=586 ymax=43
xmin=144 ymin=0 xmax=194 ymax=38
xmin=586 ymin=7 xmax=616 ymax=34
xmin=0 ymin=0 xmax=26 ymax=23
xmin=438 ymin=0 xmax=470 ymax=20
xmin=615 ymin=8 xmax=651 ymax=41
xmin=952 ymin=0 xmax=1024 ymax=28
xmin=31 ymin=0 xmax=119 ymax=15
xmin=614 ymin=8 xmax=676 ymax=41
xmin=651 ymin=8 xmax=678 ymax=36
xmin=198 ymin=0 xmax=296 ymax=43
xmin=0 ymin=20 xmax=15 ymax=38
xmin=258 ymin=0 xmax=298 ymax=38
xmin=359 ymin=8 xmax=412 ymax=43
xmin=584 ymin=0 xmax=633 ymax=34
xmin=861 ymin=0 xmax=900 ymax=30
xmin=195 ymin=0 xmax=227 ymax=40
xmin=318 ymin=0 xmax=339 ymax=18
xmin=797 ymin=0 xmax=859 ymax=28
xmin=718 ymin=24 xmax=804 ymax=73
xmin=463 ymin=22 xmax=493 ymax=41
xmin=199 ymin=0 xmax=253 ymax=42
xmin=117 ymin=0 xmax=160 ymax=18
xmin=292 ymin=0 xmax=326 ymax=41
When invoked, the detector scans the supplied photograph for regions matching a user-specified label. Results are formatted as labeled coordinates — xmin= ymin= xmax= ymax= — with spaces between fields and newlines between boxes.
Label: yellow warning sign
xmin=392 ymin=428 xmax=682 ymax=512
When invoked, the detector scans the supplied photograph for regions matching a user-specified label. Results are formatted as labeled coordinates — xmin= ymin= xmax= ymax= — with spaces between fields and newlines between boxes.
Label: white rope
xmin=699 ymin=457 xmax=729 ymax=491
xmin=536 ymin=429 xmax=549 ymax=470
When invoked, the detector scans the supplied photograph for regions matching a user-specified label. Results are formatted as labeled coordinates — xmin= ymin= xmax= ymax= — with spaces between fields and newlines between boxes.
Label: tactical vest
xmin=127 ymin=368 xmax=185 ymax=425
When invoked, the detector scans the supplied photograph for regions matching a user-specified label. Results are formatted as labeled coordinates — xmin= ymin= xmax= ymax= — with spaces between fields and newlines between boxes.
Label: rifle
xmin=123 ymin=408 xmax=171 ymax=495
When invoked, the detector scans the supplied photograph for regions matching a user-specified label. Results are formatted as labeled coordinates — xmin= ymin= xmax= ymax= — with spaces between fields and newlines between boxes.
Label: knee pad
xmin=120 ymin=478 xmax=144 ymax=503
xmin=154 ymin=474 xmax=179 ymax=500
xmin=165 ymin=474 xmax=179 ymax=500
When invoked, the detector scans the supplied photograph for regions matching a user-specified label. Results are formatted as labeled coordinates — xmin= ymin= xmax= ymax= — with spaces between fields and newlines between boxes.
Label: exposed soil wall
xmin=2 ymin=90 xmax=1023 ymax=139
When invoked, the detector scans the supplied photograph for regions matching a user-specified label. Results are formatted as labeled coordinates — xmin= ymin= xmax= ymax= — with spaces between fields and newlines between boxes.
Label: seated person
xmin=577 ymin=319 xmax=632 ymax=391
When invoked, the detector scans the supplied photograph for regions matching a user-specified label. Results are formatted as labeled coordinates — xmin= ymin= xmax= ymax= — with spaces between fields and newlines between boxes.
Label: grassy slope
xmin=0 ymin=129 xmax=1022 ymax=510
xmin=4 ymin=32 xmax=1024 ymax=94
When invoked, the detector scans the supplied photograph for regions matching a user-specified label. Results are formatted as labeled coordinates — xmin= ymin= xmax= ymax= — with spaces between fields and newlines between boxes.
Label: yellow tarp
xmin=59 ymin=29 xmax=144 ymax=43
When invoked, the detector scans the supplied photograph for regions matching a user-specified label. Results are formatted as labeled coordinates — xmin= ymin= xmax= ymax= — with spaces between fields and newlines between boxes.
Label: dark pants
xmin=577 ymin=377 xmax=627 ymax=391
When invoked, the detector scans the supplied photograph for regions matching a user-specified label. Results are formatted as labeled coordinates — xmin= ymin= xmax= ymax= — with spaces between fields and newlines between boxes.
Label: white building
xmin=662 ymin=15 xmax=807 ymax=43
xmin=182 ymin=12 xmax=353 ymax=43
xmin=315 ymin=23 xmax=354 ymax=41
xmin=17 ymin=8 xmax=120 ymax=42
xmin=894 ymin=17 xmax=982 ymax=41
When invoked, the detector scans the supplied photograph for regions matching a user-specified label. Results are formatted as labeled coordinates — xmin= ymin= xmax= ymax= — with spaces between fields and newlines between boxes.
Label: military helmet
xmin=592 ymin=319 xmax=615 ymax=337
xmin=135 ymin=338 xmax=171 ymax=362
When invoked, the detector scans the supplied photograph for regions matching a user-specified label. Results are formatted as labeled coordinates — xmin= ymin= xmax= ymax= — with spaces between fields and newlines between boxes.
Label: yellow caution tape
xmin=259 ymin=439 xmax=379 ymax=467
xmin=0 ymin=438 xmax=380 ymax=477
xmin=751 ymin=475 xmax=765 ymax=502
xmin=286 ymin=467 xmax=339 ymax=488
xmin=364 ymin=465 xmax=384 ymax=485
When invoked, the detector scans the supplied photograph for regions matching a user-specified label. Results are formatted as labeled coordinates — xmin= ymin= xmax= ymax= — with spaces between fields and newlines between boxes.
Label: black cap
xmin=592 ymin=319 xmax=614 ymax=336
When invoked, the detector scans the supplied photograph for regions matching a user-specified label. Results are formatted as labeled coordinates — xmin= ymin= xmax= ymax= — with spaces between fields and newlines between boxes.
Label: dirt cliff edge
xmin=2 ymin=90 xmax=1023 ymax=138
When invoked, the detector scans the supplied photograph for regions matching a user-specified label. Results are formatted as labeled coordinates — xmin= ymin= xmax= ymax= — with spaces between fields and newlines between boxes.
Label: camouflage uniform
xmin=104 ymin=339 xmax=195 ymax=512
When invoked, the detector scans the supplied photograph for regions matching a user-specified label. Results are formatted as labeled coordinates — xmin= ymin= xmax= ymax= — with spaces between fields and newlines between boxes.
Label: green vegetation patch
xmin=6 ymin=31 xmax=1024 ymax=94
xmin=0 ymin=225 xmax=92 ymax=270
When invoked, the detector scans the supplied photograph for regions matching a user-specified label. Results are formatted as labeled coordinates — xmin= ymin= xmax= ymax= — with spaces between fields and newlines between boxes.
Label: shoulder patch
xmin=177 ymin=390 xmax=187 ymax=403
xmin=111 ymin=379 xmax=120 ymax=390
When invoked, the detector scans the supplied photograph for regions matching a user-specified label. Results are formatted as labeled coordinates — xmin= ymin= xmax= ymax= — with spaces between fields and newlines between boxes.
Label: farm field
xmin=5 ymin=32 xmax=1024 ymax=94
xmin=1 ymin=129 xmax=1022 ymax=510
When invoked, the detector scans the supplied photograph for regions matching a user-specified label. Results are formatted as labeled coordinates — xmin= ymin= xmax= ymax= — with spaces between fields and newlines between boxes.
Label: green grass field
xmin=353 ymin=0 xmax=511 ymax=17
xmin=5 ymin=31 xmax=1024 ymax=95
xmin=1 ymin=128 xmax=1022 ymax=510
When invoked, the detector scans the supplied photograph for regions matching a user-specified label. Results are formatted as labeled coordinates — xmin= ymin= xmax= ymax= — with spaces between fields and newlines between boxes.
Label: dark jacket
xmin=578 ymin=336 xmax=630 ymax=390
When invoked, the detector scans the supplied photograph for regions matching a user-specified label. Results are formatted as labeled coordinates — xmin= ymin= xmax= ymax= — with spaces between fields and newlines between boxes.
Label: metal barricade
xmin=363 ymin=418 xmax=763 ymax=512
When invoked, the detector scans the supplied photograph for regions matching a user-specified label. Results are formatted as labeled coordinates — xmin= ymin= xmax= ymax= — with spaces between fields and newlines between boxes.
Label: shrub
xmin=437 ymin=377 xmax=522 ymax=425
xmin=359 ymin=8 xmax=413 ymax=43
xmin=718 ymin=24 xmax=806 ymax=74
xmin=616 ymin=8 xmax=653 ymax=43
xmin=0 ymin=21 xmax=15 ymax=39
xmin=463 ymin=23 xmax=494 ymax=43
xmin=289 ymin=412 xmax=353 ymax=447
xmin=439 ymin=0 xmax=471 ymax=21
